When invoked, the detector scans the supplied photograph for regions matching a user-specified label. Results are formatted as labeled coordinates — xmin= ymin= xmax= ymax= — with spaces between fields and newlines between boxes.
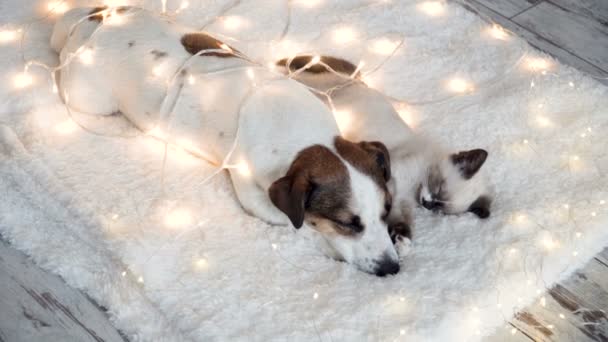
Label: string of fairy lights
xmin=1 ymin=0 xmax=606 ymax=339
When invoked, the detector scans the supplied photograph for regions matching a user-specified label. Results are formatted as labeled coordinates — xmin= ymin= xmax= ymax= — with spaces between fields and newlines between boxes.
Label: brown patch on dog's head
xmin=276 ymin=55 xmax=360 ymax=76
xmin=334 ymin=136 xmax=391 ymax=186
xmin=269 ymin=145 xmax=351 ymax=230
xmin=180 ymin=33 xmax=240 ymax=58
xmin=88 ymin=6 xmax=130 ymax=22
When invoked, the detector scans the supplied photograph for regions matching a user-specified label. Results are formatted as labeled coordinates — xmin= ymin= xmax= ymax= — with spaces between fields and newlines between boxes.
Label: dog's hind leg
xmin=230 ymin=172 xmax=291 ymax=226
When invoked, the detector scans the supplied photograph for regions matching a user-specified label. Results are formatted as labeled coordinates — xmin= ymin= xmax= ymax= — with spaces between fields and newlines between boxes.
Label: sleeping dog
xmin=277 ymin=56 xmax=493 ymax=243
xmin=51 ymin=7 xmax=404 ymax=276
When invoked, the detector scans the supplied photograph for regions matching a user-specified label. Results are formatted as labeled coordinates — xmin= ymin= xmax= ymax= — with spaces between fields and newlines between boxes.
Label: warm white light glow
xmin=52 ymin=84 xmax=58 ymax=93
xmin=542 ymin=236 xmax=558 ymax=250
xmin=400 ymin=329 xmax=405 ymax=336
xmin=523 ymin=139 xmax=529 ymax=144
xmin=540 ymin=296 xmax=546 ymax=307
xmin=313 ymin=292 xmax=319 ymax=299
xmin=237 ymin=161 xmax=251 ymax=177
xmin=600 ymin=200 xmax=605 ymax=205
xmin=536 ymin=115 xmax=551 ymax=127
xmin=396 ymin=104 xmax=417 ymax=128
xmin=400 ymin=297 xmax=405 ymax=302
xmin=572 ymin=251 xmax=578 ymax=257
xmin=511 ymin=328 xmax=517 ymax=335
xmin=371 ymin=38 xmax=399 ymax=55
xmin=568 ymin=81 xmax=574 ymax=87
xmin=14 ymin=72 xmax=33 ymax=88
xmin=222 ymin=16 xmax=243 ymax=30
xmin=526 ymin=57 xmax=551 ymax=72
xmin=293 ymin=0 xmax=322 ymax=8
xmin=112 ymin=214 xmax=119 ymax=220
xmin=152 ymin=65 xmax=163 ymax=77
xmin=55 ymin=120 xmax=79 ymax=134
xmin=121 ymin=271 xmax=127 ymax=277
xmin=333 ymin=27 xmax=356 ymax=44
xmin=547 ymin=324 xmax=554 ymax=329
xmin=333 ymin=109 xmax=352 ymax=131
xmin=246 ymin=68 xmax=255 ymax=80
xmin=165 ymin=208 xmax=193 ymax=228
xmin=188 ymin=75 xmax=195 ymax=85
xmin=311 ymin=55 xmax=321 ymax=65
xmin=219 ymin=43 xmax=232 ymax=52
xmin=148 ymin=126 xmax=167 ymax=140
xmin=487 ymin=24 xmax=509 ymax=41
xmin=591 ymin=211 xmax=597 ymax=217
xmin=563 ymin=204 xmax=569 ymax=209
xmin=271 ymin=243 xmax=278 ymax=250
xmin=417 ymin=1 xmax=445 ymax=16
xmin=509 ymin=248 xmax=517 ymax=254
xmin=194 ymin=258 xmax=208 ymax=271
xmin=447 ymin=77 xmax=473 ymax=93
xmin=0 ymin=29 xmax=19 ymax=43
xmin=576 ymin=231 xmax=582 ymax=238
xmin=179 ymin=0 xmax=189 ymax=10
xmin=559 ymin=313 xmax=565 ymax=319
xmin=78 ymin=47 xmax=94 ymax=65
xmin=47 ymin=1 xmax=70 ymax=14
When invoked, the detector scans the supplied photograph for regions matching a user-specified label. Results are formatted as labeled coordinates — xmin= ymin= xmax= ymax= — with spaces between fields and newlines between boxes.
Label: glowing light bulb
xmin=237 ymin=161 xmax=251 ymax=177
xmin=400 ymin=329 xmax=405 ymax=335
xmin=559 ymin=313 xmax=565 ymax=319
xmin=600 ymin=200 xmax=605 ymax=205
xmin=137 ymin=276 xmax=144 ymax=283
xmin=164 ymin=208 xmax=193 ymax=228
xmin=246 ymin=68 xmax=255 ymax=80
xmin=536 ymin=115 xmax=551 ymax=127
xmin=0 ymin=29 xmax=19 ymax=43
xmin=47 ymin=1 xmax=70 ymax=14
xmin=530 ymin=81 xmax=535 ymax=88
xmin=509 ymin=248 xmax=517 ymax=254
xmin=371 ymin=38 xmax=399 ymax=55
xmin=572 ymin=251 xmax=578 ymax=257
xmin=572 ymin=155 xmax=579 ymax=161
xmin=575 ymin=231 xmax=582 ymax=238
xmin=540 ymin=297 xmax=546 ymax=307
xmin=52 ymin=84 xmax=58 ymax=94
xmin=14 ymin=72 xmax=33 ymax=89
xmin=399 ymin=297 xmax=405 ymax=302
xmin=188 ymin=75 xmax=195 ymax=85
xmin=111 ymin=213 xmax=119 ymax=220
xmin=511 ymin=328 xmax=517 ymax=335
xmin=547 ymin=324 xmax=554 ymax=329
xmin=581 ymin=133 xmax=587 ymax=138
xmin=526 ymin=57 xmax=551 ymax=72
xmin=333 ymin=27 xmax=356 ymax=44
xmin=333 ymin=109 xmax=352 ymax=131
xmin=542 ymin=237 xmax=558 ymax=250
xmin=222 ymin=16 xmax=243 ymax=30
xmin=488 ymin=24 xmax=509 ymax=40
xmin=313 ymin=292 xmax=319 ymax=299
xmin=148 ymin=127 xmax=166 ymax=140
xmin=311 ymin=55 xmax=321 ymax=65
xmin=523 ymin=139 xmax=529 ymax=144
xmin=563 ymin=204 xmax=569 ymax=209
xmin=271 ymin=243 xmax=278 ymax=250
xmin=219 ymin=43 xmax=232 ymax=52
xmin=121 ymin=271 xmax=127 ymax=277
xmin=194 ymin=258 xmax=208 ymax=270
xmin=417 ymin=1 xmax=445 ymax=16
xmin=591 ymin=211 xmax=597 ymax=217
xmin=54 ymin=120 xmax=79 ymax=134
xmin=568 ymin=81 xmax=574 ymax=87
xmin=152 ymin=65 xmax=163 ymax=77
xmin=78 ymin=47 xmax=94 ymax=65
xmin=447 ymin=77 xmax=473 ymax=93
xmin=179 ymin=0 xmax=189 ymax=10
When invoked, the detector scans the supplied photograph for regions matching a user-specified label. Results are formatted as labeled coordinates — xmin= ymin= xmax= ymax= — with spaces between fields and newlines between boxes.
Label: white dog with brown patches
xmin=277 ymin=56 xmax=493 ymax=243
xmin=51 ymin=7 xmax=405 ymax=276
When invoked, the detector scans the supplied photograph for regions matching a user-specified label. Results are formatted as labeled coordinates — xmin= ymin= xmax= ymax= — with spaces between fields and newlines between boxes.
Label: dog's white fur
xmin=278 ymin=60 xmax=492 ymax=238
xmin=51 ymin=8 xmax=399 ymax=275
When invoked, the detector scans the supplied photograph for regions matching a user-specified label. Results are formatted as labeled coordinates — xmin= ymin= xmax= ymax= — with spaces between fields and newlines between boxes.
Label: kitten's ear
xmin=268 ymin=173 xmax=312 ymax=229
xmin=451 ymin=149 xmax=488 ymax=179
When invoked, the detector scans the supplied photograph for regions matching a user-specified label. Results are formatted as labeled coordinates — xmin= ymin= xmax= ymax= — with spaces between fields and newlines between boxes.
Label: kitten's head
xmin=417 ymin=149 xmax=492 ymax=219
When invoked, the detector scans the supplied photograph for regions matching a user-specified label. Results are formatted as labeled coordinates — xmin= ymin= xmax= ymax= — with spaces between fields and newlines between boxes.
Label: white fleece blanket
xmin=1 ymin=0 xmax=607 ymax=341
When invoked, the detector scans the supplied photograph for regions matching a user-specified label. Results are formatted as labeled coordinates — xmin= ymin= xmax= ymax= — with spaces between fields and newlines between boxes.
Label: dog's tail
xmin=50 ymin=7 xmax=106 ymax=53
xmin=275 ymin=55 xmax=362 ymax=92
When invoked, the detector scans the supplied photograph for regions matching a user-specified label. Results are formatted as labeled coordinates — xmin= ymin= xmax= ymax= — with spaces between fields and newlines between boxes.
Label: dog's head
xmin=418 ymin=149 xmax=492 ymax=219
xmin=269 ymin=137 xmax=399 ymax=276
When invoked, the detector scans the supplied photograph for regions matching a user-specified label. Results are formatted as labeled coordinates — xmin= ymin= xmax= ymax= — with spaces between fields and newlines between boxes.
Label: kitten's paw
xmin=395 ymin=236 xmax=412 ymax=259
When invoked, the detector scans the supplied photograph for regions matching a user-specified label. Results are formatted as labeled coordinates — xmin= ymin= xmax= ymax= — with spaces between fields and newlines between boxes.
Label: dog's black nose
xmin=375 ymin=257 xmax=400 ymax=277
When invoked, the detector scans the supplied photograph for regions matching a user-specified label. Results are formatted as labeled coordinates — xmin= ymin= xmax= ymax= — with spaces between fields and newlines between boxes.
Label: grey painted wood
xmin=596 ymin=247 xmax=608 ymax=266
xmin=549 ymin=0 xmax=608 ymax=26
xmin=0 ymin=239 xmax=126 ymax=342
xmin=471 ymin=0 xmax=542 ymax=18
xmin=512 ymin=1 xmax=608 ymax=73
xmin=510 ymin=258 xmax=608 ymax=341
xmin=460 ymin=0 xmax=608 ymax=84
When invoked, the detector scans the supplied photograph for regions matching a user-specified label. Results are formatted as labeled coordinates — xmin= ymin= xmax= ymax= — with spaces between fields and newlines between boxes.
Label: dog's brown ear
xmin=359 ymin=141 xmax=391 ymax=181
xmin=268 ymin=174 xmax=312 ymax=229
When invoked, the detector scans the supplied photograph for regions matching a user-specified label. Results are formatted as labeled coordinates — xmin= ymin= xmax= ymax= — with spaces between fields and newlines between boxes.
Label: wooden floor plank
xmin=549 ymin=0 xmax=608 ymax=26
xmin=512 ymin=1 xmax=608 ymax=73
xmin=469 ymin=0 xmax=542 ymax=18
xmin=460 ymin=0 xmax=608 ymax=84
xmin=0 ymin=240 xmax=126 ymax=342
xmin=510 ymin=258 xmax=608 ymax=342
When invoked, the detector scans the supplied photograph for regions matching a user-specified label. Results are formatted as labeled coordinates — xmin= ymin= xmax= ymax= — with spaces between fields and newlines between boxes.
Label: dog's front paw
xmin=395 ymin=235 xmax=412 ymax=259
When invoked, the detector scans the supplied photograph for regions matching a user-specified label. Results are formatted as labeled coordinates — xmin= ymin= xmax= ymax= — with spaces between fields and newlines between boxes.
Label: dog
xmin=51 ymin=7 xmax=405 ymax=276
xmin=276 ymin=55 xmax=493 ymax=242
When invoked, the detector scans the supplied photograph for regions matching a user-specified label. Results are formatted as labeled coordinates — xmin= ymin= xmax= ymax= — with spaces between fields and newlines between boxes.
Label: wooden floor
xmin=1 ymin=1 xmax=608 ymax=341
xmin=460 ymin=0 xmax=608 ymax=341
xmin=459 ymin=0 xmax=608 ymax=85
